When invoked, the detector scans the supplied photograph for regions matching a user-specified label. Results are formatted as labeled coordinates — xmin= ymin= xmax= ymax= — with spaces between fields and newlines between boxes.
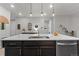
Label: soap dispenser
xmin=48 ymin=32 xmax=51 ymax=37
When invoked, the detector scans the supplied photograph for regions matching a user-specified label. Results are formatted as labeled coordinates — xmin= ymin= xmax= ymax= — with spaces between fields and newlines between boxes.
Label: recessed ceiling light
xmin=50 ymin=4 xmax=53 ymax=8
xmin=18 ymin=13 xmax=22 ymax=16
xmin=10 ymin=4 xmax=15 ymax=8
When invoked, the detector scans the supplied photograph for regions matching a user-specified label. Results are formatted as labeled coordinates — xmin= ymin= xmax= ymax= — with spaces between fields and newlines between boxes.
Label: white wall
xmin=70 ymin=15 xmax=79 ymax=37
xmin=11 ymin=15 xmax=79 ymax=37
xmin=53 ymin=15 xmax=79 ymax=37
xmin=0 ymin=6 xmax=10 ymax=39
xmin=10 ymin=17 xmax=53 ymax=35
xmin=10 ymin=20 xmax=16 ymax=35
xmin=55 ymin=15 xmax=72 ymax=34
xmin=11 ymin=15 xmax=74 ymax=36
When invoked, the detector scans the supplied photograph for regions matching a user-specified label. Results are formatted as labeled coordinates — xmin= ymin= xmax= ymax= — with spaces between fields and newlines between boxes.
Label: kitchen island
xmin=2 ymin=34 xmax=79 ymax=40
xmin=2 ymin=34 xmax=79 ymax=56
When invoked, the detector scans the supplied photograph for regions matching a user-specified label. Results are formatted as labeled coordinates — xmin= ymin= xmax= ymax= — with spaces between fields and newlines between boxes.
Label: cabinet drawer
xmin=23 ymin=41 xmax=39 ymax=47
xmin=2 ymin=41 xmax=22 ymax=47
xmin=40 ymin=47 xmax=56 ymax=56
xmin=39 ymin=41 xmax=56 ymax=46
xmin=5 ymin=47 xmax=21 ymax=56
xmin=22 ymin=47 xmax=40 ymax=56
xmin=23 ymin=41 xmax=56 ymax=47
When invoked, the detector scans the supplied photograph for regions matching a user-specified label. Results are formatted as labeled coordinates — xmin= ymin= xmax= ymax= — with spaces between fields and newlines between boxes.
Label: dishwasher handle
xmin=57 ymin=42 xmax=77 ymax=45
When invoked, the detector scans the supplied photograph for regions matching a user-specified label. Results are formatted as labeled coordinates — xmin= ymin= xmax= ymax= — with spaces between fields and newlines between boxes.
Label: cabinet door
xmin=77 ymin=46 xmax=79 ymax=56
xmin=5 ymin=47 xmax=21 ymax=56
xmin=22 ymin=47 xmax=39 ymax=56
xmin=40 ymin=46 xmax=56 ymax=56
xmin=77 ymin=41 xmax=79 ymax=56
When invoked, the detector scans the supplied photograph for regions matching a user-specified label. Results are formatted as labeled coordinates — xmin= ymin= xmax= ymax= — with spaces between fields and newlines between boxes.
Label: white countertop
xmin=2 ymin=34 xmax=79 ymax=41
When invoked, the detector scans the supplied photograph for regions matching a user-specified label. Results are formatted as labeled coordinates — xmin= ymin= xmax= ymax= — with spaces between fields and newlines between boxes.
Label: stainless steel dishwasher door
xmin=56 ymin=40 xmax=77 ymax=56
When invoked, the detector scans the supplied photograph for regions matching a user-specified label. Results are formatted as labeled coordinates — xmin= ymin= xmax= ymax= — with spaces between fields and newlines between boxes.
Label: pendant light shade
xmin=29 ymin=11 xmax=32 ymax=16
xmin=52 ymin=4 xmax=55 ymax=17
xmin=0 ymin=16 xmax=9 ymax=24
xmin=41 ymin=11 xmax=43 ymax=16
xmin=29 ymin=3 xmax=32 ymax=16
xmin=52 ymin=13 xmax=55 ymax=16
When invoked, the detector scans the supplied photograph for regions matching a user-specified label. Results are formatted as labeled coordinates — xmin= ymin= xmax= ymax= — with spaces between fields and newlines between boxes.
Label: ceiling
xmin=0 ymin=3 xmax=79 ymax=19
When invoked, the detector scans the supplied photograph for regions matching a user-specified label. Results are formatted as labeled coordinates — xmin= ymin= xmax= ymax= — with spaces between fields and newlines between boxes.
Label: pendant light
xmin=52 ymin=3 xmax=56 ymax=32
xmin=41 ymin=3 xmax=44 ymax=16
xmin=0 ymin=16 xmax=9 ymax=24
xmin=50 ymin=4 xmax=53 ymax=8
xmin=10 ymin=4 xmax=15 ymax=8
xmin=52 ymin=4 xmax=55 ymax=16
xmin=29 ymin=3 xmax=32 ymax=16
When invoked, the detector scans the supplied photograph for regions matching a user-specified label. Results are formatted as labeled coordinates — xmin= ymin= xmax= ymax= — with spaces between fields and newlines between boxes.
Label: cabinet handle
xmin=9 ymin=43 xmax=17 ymax=45
xmin=57 ymin=43 xmax=77 ymax=45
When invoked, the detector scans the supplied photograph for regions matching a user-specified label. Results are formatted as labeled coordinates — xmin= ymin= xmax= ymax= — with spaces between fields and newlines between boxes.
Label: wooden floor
xmin=0 ymin=48 xmax=5 ymax=56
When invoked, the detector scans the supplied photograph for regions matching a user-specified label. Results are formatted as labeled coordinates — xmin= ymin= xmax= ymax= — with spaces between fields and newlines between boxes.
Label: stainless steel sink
xmin=29 ymin=36 xmax=49 ymax=39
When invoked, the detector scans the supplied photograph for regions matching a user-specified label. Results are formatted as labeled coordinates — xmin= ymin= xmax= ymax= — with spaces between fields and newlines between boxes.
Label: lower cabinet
xmin=5 ymin=47 xmax=21 ymax=56
xmin=77 ymin=46 xmax=79 ymax=56
xmin=22 ymin=46 xmax=56 ymax=56
xmin=77 ymin=47 xmax=79 ymax=56
xmin=22 ymin=47 xmax=40 ymax=56
xmin=3 ymin=41 xmax=56 ymax=56
xmin=40 ymin=46 xmax=56 ymax=56
xmin=77 ymin=41 xmax=79 ymax=56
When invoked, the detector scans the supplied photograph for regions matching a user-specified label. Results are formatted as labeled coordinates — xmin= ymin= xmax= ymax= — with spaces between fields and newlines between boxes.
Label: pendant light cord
xmin=28 ymin=3 xmax=32 ymax=16
xmin=30 ymin=3 xmax=32 ymax=14
xmin=41 ymin=3 xmax=43 ymax=13
xmin=53 ymin=4 xmax=54 ymax=14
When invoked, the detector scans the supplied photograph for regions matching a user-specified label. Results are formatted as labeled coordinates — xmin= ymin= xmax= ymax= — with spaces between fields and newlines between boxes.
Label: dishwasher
xmin=56 ymin=40 xmax=77 ymax=56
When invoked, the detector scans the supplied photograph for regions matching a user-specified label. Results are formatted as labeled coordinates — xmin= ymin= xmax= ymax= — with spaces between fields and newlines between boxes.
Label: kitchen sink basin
xmin=29 ymin=36 xmax=49 ymax=39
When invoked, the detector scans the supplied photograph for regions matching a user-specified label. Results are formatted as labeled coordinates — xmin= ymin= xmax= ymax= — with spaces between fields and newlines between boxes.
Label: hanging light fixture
xmin=18 ymin=12 xmax=22 ymax=16
xmin=40 ymin=3 xmax=44 ymax=16
xmin=10 ymin=4 xmax=15 ymax=8
xmin=50 ymin=4 xmax=53 ymax=8
xmin=0 ymin=16 xmax=9 ymax=24
xmin=41 ymin=12 xmax=43 ymax=16
xmin=52 ymin=13 xmax=55 ymax=16
xmin=52 ymin=4 xmax=55 ymax=16
xmin=29 ymin=12 xmax=32 ymax=16
xmin=29 ymin=3 xmax=32 ymax=16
